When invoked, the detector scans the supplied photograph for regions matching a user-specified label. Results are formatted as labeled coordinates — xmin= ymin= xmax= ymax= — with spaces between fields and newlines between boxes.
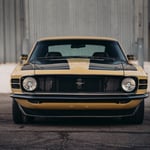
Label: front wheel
xmin=12 ymin=99 xmax=24 ymax=124
xmin=125 ymin=100 xmax=144 ymax=124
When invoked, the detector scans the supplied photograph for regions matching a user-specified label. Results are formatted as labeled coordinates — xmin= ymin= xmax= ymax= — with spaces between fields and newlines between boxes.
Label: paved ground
xmin=0 ymin=94 xmax=150 ymax=150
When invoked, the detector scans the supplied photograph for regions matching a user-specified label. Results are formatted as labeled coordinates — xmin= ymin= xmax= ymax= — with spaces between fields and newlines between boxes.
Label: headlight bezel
xmin=121 ymin=77 xmax=137 ymax=93
xmin=22 ymin=76 xmax=37 ymax=92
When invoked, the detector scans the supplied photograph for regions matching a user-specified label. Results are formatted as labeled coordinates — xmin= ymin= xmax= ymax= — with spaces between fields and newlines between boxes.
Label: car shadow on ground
xmin=24 ymin=117 xmax=136 ymax=127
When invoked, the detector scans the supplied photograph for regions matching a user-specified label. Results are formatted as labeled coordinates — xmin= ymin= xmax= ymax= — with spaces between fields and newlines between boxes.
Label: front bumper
xmin=11 ymin=93 xmax=148 ymax=118
xmin=11 ymin=93 xmax=148 ymax=103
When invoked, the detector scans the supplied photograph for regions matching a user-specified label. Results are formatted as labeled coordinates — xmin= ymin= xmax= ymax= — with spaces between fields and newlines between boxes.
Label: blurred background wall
xmin=0 ymin=0 xmax=149 ymax=63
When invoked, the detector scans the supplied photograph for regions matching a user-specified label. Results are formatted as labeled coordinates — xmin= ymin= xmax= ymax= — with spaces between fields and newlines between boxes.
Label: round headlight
xmin=121 ymin=78 xmax=136 ymax=92
xmin=22 ymin=77 xmax=37 ymax=91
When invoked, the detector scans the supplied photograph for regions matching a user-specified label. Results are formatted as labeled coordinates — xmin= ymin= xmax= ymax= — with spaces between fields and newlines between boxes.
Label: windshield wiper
xmin=30 ymin=56 xmax=69 ymax=64
xmin=91 ymin=57 xmax=115 ymax=62
xmin=113 ymin=59 xmax=128 ymax=64
xmin=90 ymin=57 xmax=128 ymax=65
xmin=32 ymin=56 xmax=90 ymax=61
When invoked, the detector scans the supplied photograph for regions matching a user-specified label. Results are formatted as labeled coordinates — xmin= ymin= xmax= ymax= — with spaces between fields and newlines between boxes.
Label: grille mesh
xmin=34 ymin=75 xmax=122 ymax=93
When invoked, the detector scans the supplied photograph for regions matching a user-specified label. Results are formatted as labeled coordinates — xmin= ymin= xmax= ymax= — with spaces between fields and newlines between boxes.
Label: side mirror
xmin=20 ymin=54 xmax=28 ymax=64
xmin=127 ymin=55 xmax=136 ymax=61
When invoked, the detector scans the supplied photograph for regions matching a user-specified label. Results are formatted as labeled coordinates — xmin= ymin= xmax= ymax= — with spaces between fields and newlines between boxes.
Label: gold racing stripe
xmin=67 ymin=58 xmax=90 ymax=70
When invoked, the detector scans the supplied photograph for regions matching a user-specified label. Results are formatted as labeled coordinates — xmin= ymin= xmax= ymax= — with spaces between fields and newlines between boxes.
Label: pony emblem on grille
xmin=76 ymin=78 xmax=85 ymax=89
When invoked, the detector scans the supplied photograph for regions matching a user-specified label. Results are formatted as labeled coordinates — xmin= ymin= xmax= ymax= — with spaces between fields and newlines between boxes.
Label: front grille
xmin=32 ymin=75 xmax=122 ymax=93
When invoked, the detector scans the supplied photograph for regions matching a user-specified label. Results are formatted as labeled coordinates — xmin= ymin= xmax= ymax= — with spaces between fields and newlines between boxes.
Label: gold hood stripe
xmin=67 ymin=58 xmax=90 ymax=70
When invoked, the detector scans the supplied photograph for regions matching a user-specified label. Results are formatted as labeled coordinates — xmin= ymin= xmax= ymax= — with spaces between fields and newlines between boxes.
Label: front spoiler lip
xmin=11 ymin=93 xmax=149 ymax=102
xmin=18 ymin=104 xmax=139 ymax=118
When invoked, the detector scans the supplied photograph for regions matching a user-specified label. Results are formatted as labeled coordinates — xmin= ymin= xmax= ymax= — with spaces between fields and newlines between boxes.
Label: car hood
xmin=22 ymin=58 xmax=137 ymax=71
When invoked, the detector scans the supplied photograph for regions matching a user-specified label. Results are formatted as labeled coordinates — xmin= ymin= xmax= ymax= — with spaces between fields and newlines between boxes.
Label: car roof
xmin=38 ymin=36 xmax=118 ymax=42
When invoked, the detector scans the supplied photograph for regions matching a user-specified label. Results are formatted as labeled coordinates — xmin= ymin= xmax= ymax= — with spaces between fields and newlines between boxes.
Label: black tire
xmin=126 ymin=100 xmax=144 ymax=124
xmin=12 ymin=99 xmax=24 ymax=124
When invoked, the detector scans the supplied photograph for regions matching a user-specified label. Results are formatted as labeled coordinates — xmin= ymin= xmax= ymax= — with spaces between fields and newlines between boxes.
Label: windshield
xmin=29 ymin=40 xmax=127 ymax=64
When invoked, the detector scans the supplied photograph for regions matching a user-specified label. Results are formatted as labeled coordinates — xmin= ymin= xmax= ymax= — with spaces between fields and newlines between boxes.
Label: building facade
xmin=0 ymin=0 xmax=149 ymax=63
